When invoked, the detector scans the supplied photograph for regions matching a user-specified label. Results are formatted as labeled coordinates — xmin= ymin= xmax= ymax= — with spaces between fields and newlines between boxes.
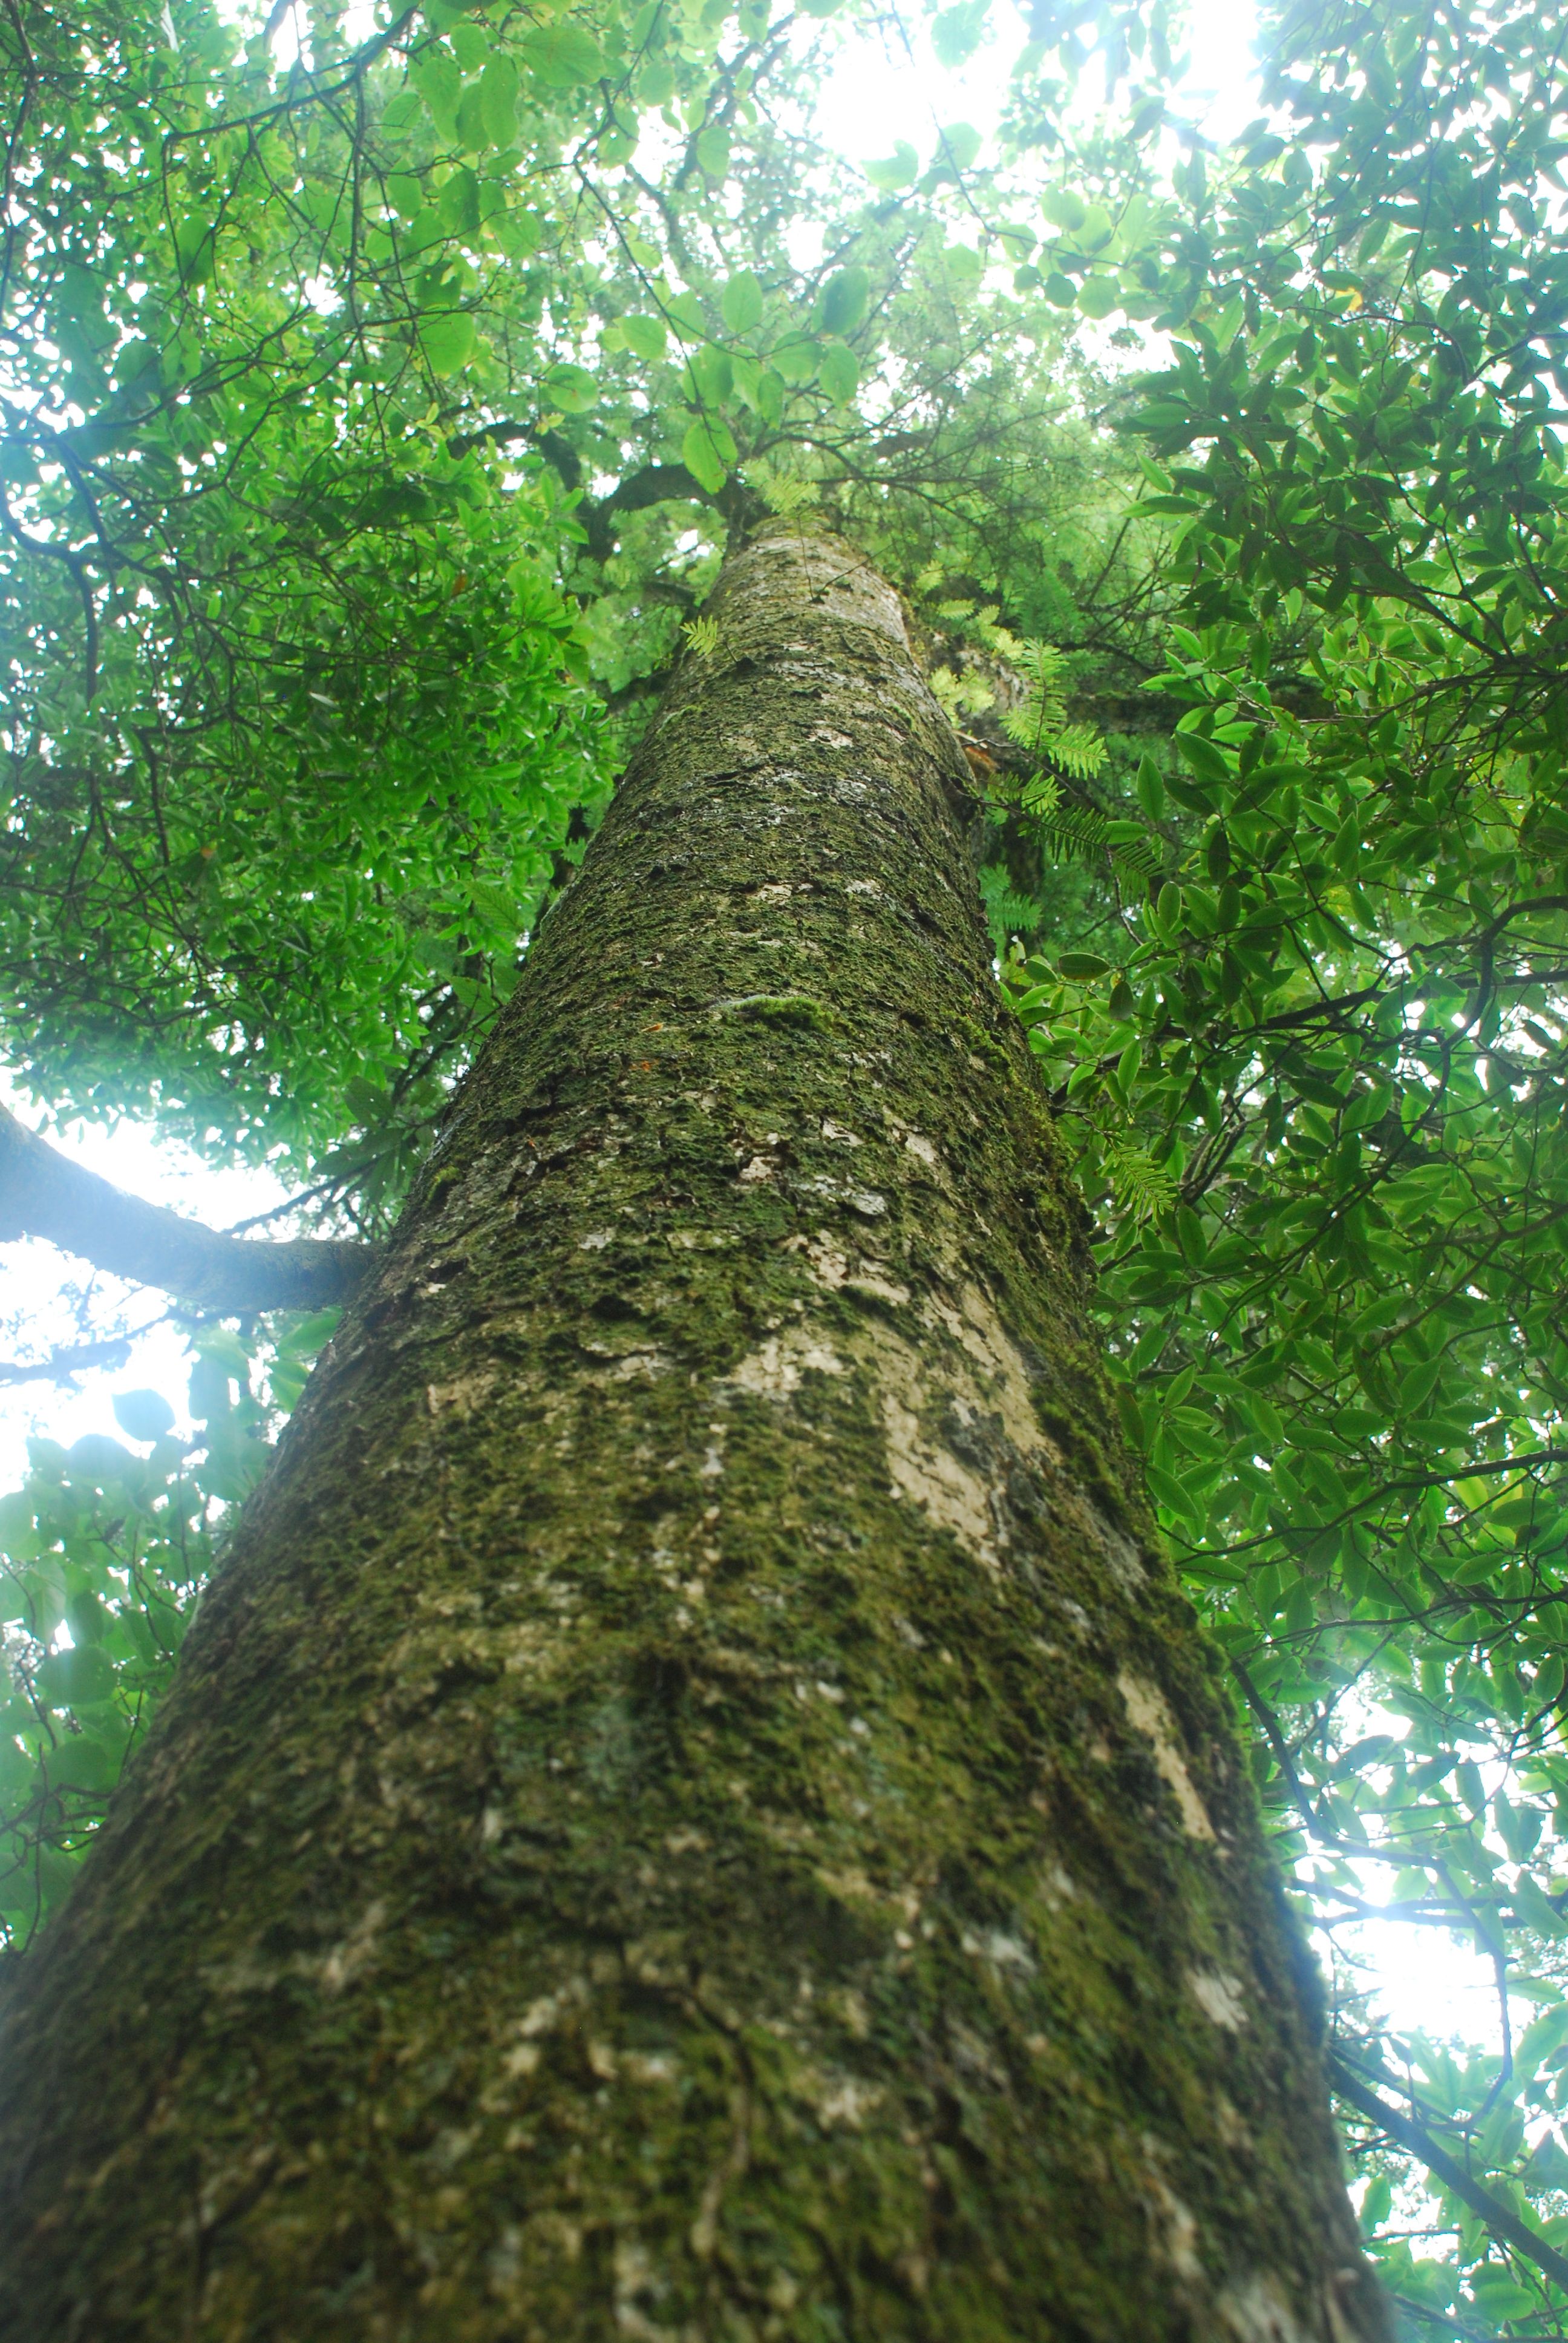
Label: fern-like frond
xmin=1039 ymin=804 xmax=1111 ymax=865
xmin=978 ymin=863 xmax=1039 ymax=942
xmin=743 ymin=461 xmax=816 ymax=517
xmin=1033 ymin=799 xmax=1162 ymax=885
xmin=682 ymin=614 xmax=720 ymax=657
xmin=1021 ymin=770 xmax=1061 ymax=818
xmin=1105 ymin=1143 xmax=1178 ymax=1224
xmin=1047 ymin=722 xmax=1108 ymax=781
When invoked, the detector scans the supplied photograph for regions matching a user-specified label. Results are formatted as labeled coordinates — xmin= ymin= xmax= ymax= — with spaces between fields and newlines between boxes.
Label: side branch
xmin=1328 ymin=2054 xmax=1568 ymax=2296
xmin=0 ymin=1104 xmax=369 ymax=1313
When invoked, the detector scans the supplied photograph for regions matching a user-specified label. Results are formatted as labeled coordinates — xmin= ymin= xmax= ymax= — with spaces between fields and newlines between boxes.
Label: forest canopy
xmin=4 ymin=0 xmax=1568 ymax=2332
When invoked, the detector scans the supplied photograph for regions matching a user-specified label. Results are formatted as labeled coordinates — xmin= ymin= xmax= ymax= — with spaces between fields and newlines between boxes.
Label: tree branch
xmin=1328 ymin=2053 xmax=1568 ymax=2296
xmin=0 ymin=1103 xmax=368 ymax=1312
xmin=441 ymin=423 xmax=716 ymax=563
xmin=0 ymin=1331 xmax=135 ymax=1389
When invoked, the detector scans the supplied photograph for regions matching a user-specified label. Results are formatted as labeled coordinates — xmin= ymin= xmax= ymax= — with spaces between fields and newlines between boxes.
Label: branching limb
xmin=1328 ymin=2052 xmax=1568 ymax=2296
xmin=0 ymin=1332 xmax=136 ymax=1389
xmin=0 ymin=1103 xmax=368 ymax=1313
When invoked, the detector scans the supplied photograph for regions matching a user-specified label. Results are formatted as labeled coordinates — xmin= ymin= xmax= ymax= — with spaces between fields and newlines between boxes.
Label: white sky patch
xmin=0 ymin=1076 xmax=291 ymax=1487
xmin=808 ymin=0 xmax=1261 ymax=188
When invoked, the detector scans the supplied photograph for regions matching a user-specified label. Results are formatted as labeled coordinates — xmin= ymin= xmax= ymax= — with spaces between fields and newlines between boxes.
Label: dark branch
xmin=583 ymin=462 xmax=714 ymax=562
xmin=1328 ymin=2053 xmax=1568 ymax=2295
xmin=0 ymin=1332 xmax=135 ymax=1389
xmin=442 ymin=422 xmax=716 ymax=563
xmin=0 ymin=1102 xmax=368 ymax=1313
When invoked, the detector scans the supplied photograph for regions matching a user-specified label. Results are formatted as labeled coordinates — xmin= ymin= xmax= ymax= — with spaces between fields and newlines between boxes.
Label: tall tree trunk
xmin=0 ymin=528 xmax=1385 ymax=2343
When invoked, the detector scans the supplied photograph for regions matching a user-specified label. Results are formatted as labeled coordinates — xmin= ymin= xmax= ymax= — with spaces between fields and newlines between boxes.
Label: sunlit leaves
xmin=619 ymin=312 xmax=668 ymax=361
xmin=543 ymin=362 xmax=599 ymax=414
xmin=863 ymin=142 xmax=919 ymax=192
xmin=931 ymin=0 xmax=988 ymax=67
xmin=720 ymin=271 xmax=765 ymax=335
xmin=681 ymin=415 xmax=736 ymax=492
xmin=820 ymin=265 xmax=871 ymax=335
xmin=518 ymin=21 xmax=605 ymax=87
xmin=419 ymin=309 xmax=477 ymax=375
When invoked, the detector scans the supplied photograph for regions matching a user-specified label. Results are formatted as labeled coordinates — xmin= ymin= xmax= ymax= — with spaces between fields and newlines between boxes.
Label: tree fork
xmin=0 ymin=528 xmax=1386 ymax=2343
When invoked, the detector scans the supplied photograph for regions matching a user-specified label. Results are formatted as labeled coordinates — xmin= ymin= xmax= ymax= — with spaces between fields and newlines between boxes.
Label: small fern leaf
xmin=1042 ymin=722 xmax=1107 ymax=781
xmin=1106 ymin=1144 xmax=1178 ymax=1224
xmin=978 ymin=863 xmax=1039 ymax=941
xmin=1039 ymin=805 xmax=1111 ymax=867
xmin=746 ymin=462 xmax=817 ymax=517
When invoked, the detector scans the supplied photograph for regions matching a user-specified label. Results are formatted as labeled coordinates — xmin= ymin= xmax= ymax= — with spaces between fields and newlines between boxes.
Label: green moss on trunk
xmin=0 ymin=529 xmax=1387 ymax=2343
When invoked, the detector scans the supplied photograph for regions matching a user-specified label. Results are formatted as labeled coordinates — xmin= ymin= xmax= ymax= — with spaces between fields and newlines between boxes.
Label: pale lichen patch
xmin=319 ymin=1899 xmax=387 ymax=1994
xmin=1118 ymin=1671 xmax=1218 ymax=1842
xmin=425 ymin=1369 xmax=497 ymax=1418
xmin=1217 ymin=2273 xmax=1321 ymax=2343
xmin=728 ymin=1328 xmax=845 ymax=1397
xmin=881 ymin=1385 xmax=1001 ymax=1569
xmin=1188 ymin=1968 xmax=1248 ymax=2030
xmin=921 ymin=1283 xmax=1051 ymax=1463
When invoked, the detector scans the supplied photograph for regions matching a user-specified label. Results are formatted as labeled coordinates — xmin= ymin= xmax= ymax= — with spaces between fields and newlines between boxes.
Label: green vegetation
xmin=4 ymin=0 xmax=1568 ymax=2329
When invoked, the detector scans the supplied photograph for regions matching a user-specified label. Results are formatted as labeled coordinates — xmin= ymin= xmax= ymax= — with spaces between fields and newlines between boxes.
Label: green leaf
xmin=1512 ymin=1872 xmax=1568 ymax=1938
xmin=863 ymin=142 xmax=918 ymax=191
xmin=478 ymin=54 xmax=520 ymax=145
xmin=520 ymin=24 xmax=604 ymax=86
xmin=1135 ymin=758 xmax=1166 ymax=820
xmin=720 ymin=272 xmax=764 ymax=335
xmin=1077 ymin=275 xmax=1119 ymax=319
xmin=381 ymin=87 xmax=424 ymax=133
xmin=36 ymin=1644 xmax=117 ymax=1709
xmin=112 ymin=1390 xmax=175 ymax=1443
xmin=694 ymin=123 xmax=731 ymax=178
xmin=689 ymin=346 xmax=733 ymax=405
xmin=1042 ymin=188 xmax=1088 ymax=231
xmin=65 ymin=1435 xmax=136 ymax=1486
xmin=621 ymin=312 xmax=668 ymax=361
xmin=437 ymin=165 xmax=482 ymax=236
xmin=770 ymin=330 xmax=820 ymax=384
xmin=543 ymin=362 xmax=598 ymax=414
xmin=931 ymin=0 xmax=987 ymax=67
xmin=1175 ymin=733 xmax=1232 ymax=787
xmin=419 ymin=310 xmax=476 ymax=376
xmin=276 ymin=1309 xmax=341 ymax=1362
xmin=682 ymin=418 xmax=734 ymax=493
xmin=411 ymin=50 xmax=463 ymax=134
xmin=174 ymin=215 xmax=218 ymax=287
xmin=936 ymin=122 xmax=982 ymax=171
xmin=819 ymin=342 xmax=858 ymax=404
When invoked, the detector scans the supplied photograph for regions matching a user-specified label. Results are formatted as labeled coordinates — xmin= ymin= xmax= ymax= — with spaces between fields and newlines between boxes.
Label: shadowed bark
xmin=0 ymin=527 xmax=1387 ymax=2343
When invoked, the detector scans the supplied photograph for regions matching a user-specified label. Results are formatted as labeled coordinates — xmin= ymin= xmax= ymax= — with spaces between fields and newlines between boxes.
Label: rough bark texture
xmin=0 ymin=528 xmax=1387 ymax=2343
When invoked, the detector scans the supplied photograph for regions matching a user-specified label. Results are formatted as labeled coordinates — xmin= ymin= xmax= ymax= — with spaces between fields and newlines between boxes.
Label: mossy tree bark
xmin=0 ymin=528 xmax=1386 ymax=2343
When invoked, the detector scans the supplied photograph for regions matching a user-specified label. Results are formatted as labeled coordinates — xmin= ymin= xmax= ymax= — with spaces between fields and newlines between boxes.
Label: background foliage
xmin=7 ymin=0 xmax=1568 ymax=2331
